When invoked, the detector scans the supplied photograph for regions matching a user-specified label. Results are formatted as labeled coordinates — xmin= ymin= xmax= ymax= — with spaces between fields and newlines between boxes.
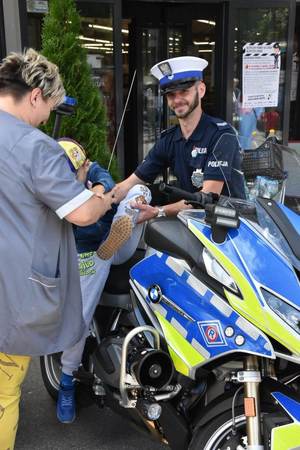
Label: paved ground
xmin=15 ymin=358 xmax=166 ymax=450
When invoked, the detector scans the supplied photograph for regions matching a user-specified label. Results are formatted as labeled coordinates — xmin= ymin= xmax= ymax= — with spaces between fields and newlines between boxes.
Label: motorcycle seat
xmin=104 ymin=248 xmax=145 ymax=294
xmin=144 ymin=216 xmax=205 ymax=270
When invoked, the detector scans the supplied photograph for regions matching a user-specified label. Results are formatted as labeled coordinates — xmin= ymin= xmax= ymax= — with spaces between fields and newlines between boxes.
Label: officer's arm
xmin=113 ymin=173 xmax=145 ymax=203
xmin=202 ymin=180 xmax=224 ymax=195
xmin=132 ymin=199 xmax=190 ymax=223
xmin=202 ymin=128 xmax=237 ymax=196
xmin=115 ymin=135 xmax=169 ymax=204
xmin=152 ymin=179 xmax=224 ymax=217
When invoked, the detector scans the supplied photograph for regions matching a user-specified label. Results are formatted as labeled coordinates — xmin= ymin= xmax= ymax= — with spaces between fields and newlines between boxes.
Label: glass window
xmin=142 ymin=28 xmax=162 ymax=157
xmin=289 ymin=6 xmax=300 ymax=142
xmin=140 ymin=17 xmax=217 ymax=160
xmin=122 ymin=18 xmax=130 ymax=98
xmin=232 ymin=8 xmax=289 ymax=150
xmin=191 ymin=19 xmax=216 ymax=117
xmin=26 ymin=2 xmax=116 ymax=150
xmin=80 ymin=7 xmax=115 ymax=149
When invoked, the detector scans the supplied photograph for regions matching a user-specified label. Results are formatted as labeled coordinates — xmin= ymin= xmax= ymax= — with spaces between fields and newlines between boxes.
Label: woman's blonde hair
xmin=0 ymin=48 xmax=65 ymax=106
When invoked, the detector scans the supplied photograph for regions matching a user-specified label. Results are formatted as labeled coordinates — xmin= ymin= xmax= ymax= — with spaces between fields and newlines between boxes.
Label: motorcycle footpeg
xmin=73 ymin=369 xmax=95 ymax=386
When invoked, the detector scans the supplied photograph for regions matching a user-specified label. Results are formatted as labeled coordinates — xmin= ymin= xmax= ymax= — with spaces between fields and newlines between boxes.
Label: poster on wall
xmin=242 ymin=42 xmax=281 ymax=108
xmin=26 ymin=0 xmax=48 ymax=13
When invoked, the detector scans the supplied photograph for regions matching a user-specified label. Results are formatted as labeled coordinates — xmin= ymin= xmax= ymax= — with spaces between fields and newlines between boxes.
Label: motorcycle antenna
xmin=108 ymin=69 xmax=137 ymax=171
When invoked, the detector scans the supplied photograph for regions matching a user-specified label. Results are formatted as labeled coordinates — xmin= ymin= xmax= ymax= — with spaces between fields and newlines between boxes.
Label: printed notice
xmin=242 ymin=42 xmax=281 ymax=108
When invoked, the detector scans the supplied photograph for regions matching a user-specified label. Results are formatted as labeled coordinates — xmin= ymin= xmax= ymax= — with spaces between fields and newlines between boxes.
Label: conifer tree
xmin=41 ymin=0 xmax=119 ymax=179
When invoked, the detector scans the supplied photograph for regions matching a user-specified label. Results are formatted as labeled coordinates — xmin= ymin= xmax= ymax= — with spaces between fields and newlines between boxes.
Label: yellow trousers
xmin=0 ymin=353 xmax=31 ymax=450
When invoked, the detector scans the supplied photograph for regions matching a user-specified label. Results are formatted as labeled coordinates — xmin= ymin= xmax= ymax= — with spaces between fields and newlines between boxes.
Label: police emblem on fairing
xmin=148 ymin=284 xmax=162 ymax=303
xmin=198 ymin=320 xmax=227 ymax=347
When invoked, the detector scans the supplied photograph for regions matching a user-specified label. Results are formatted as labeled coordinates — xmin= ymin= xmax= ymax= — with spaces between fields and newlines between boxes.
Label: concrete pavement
xmin=15 ymin=358 xmax=166 ymax=450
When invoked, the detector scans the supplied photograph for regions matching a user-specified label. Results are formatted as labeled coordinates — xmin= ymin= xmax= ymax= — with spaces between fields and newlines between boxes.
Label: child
xmin=56 ymin=138 xmax=151 ymax=423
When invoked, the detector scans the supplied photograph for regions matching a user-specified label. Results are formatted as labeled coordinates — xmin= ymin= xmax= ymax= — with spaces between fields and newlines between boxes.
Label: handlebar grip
xmin=159 ymin=183 xmax=200 ymax=202
xmin=159 ymin=183 xmax=219 ymax=207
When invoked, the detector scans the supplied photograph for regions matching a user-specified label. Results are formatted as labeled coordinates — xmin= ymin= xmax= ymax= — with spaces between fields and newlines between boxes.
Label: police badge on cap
xmin=151 ymin=56 xmax=208 ymax=95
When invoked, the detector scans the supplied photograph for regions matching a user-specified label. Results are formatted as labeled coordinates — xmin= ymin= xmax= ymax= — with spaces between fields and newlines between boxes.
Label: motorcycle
xmin=41 ymin=140 xmax=300 ymax=450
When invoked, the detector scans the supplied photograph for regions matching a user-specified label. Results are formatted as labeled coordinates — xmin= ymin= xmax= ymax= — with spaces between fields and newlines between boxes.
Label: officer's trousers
xmin=0 ymin=353 xmax=31 ymax=450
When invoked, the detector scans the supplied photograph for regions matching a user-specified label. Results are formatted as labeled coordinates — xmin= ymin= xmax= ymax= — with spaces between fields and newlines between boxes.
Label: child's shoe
xmin=56 ymin=373 xmax=76 ymax=424
xmin=97 ymin=216 xmax=132 ymax=260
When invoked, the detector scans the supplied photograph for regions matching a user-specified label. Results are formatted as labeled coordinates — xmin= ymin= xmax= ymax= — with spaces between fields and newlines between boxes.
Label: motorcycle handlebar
xmin=159 ymin=183 xmax=219 ymax=207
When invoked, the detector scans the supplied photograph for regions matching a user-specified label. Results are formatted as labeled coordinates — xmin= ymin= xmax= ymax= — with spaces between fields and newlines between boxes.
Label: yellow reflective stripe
xmin=168 ymin=347 xmax=190 ymax=377
xmin=271 ymin=423 xmax=300 ymax=450
xmin=188 ymin=221 xmax=300 ymax=356
xmin=155 ymin=312 xmax=205 ymax=377
xmin=226 ymin=284 xmax=300 ymax=355
xmin=264 ymin=309 xmax=300 ymax=356
xmin=189 ymin=222 xmax=262 ymax=315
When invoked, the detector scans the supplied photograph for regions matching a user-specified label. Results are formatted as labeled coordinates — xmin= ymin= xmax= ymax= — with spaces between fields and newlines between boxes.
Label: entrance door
xmin=123 ymin=2 xmax=225 ymax=174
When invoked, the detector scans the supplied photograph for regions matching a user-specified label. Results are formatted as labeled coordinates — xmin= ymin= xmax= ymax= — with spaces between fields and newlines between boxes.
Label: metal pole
xmin=244 ymin=356 xmax=264 ymax=450
xmin=108 ymin=70 xmax=137 ymax=171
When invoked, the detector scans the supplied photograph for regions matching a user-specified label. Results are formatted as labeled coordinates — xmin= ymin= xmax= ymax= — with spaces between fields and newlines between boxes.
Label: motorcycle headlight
xmin=262 ymin=288 xmax=300 ymax=334
xmin=203 ymin=248 xmax=239 ymax=294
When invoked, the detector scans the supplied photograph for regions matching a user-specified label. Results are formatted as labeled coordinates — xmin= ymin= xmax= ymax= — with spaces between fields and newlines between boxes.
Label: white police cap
xmin=151 ymin=56 xmax=208 ymax=94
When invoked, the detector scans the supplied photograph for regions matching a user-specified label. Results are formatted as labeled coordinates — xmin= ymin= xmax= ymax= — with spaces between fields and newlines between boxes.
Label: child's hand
xmin=91 ymin=184 xmax=105 ymax=196
xmin=102 ymin=190 xmax=115 ymax=211
xmin=77 ymin=159 xmax=90 ymax=183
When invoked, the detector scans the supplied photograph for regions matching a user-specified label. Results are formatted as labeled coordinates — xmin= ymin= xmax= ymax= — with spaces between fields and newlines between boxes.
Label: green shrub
xmin=41 ymin=0 xmax=119 ymax=180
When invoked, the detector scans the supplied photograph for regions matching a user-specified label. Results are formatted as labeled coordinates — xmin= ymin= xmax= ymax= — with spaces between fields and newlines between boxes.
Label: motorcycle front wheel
xmin=189 ymin=406 xmax=269 ymax=450
xmin=40 ymin=346 xmax=97 ymax=408
xmin=40 ymin=353 xmax=62 ymax=400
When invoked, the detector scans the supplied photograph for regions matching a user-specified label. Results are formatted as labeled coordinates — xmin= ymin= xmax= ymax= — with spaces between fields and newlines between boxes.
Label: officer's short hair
xmin=0 ymin=48 xmax=65 ymax=106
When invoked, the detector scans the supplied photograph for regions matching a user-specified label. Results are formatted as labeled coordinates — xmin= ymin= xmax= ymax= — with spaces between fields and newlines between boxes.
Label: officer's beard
xmin=171 ymin=88 xmax=198 ymax=119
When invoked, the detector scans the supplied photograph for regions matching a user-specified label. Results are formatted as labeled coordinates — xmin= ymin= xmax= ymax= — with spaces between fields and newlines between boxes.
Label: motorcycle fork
xmin=243 ymin=355 xmax=264 ymax=450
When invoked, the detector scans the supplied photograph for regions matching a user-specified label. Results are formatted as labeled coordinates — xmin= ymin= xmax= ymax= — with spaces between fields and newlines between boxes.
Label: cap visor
xmin=161 ymin=78 xmax=201 ymax=95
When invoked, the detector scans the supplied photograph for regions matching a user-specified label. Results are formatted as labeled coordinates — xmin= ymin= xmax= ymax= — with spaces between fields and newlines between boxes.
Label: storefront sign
xmin=242 ymin=42 xmax=281 ymax=108
xmin=26 ymin=0 xmax=48 ymax=14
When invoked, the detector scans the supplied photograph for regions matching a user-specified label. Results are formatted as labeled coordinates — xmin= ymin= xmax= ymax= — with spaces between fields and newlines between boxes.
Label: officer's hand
xmin=166 ymin=199 xmax=192 ymax=215
xmin=130 ymin=203 xmax=159 ymax=224
xmin=131 ymin=199 xmax=192 ymax=223
xmin=113 ymin=181 xmax=129 ymax=203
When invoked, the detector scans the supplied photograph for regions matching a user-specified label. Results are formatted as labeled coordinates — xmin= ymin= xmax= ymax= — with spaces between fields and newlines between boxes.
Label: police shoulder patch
xmin=210 ymin=117 xmax=228 ymax=127
xmin=210 ymin=117 xmax=235 ymax=134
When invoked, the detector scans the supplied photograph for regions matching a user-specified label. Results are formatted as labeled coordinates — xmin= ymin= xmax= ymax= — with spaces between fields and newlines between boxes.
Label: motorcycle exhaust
xmin=130 ymin=349 xmax=174 ymax=390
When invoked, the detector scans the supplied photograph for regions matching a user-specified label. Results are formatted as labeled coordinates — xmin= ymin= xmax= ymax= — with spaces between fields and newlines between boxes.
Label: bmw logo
xmin=148 ymin=285 xmax=162 ymax=303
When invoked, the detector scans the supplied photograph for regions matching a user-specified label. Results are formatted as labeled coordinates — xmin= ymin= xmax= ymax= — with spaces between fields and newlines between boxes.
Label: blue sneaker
xmin=56 ymin=373 xmax=76 ymax=424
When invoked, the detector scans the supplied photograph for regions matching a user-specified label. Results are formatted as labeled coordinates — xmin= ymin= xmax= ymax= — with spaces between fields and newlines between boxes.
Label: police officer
xmin=114 ymin=56 xmax=245 ymax=221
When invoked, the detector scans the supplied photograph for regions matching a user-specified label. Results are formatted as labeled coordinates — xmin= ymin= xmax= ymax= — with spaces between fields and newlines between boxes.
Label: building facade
xmin=0 ymin=0 xmax=298 ymax=177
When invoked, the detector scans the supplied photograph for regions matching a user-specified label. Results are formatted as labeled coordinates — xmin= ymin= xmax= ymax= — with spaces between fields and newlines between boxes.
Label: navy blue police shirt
xmin=135 ymin=113 xmax=246 ymax=199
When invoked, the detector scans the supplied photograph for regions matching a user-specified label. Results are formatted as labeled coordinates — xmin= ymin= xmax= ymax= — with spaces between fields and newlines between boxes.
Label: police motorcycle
xmin=41 ymin=139 xmax=300 ymax=450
